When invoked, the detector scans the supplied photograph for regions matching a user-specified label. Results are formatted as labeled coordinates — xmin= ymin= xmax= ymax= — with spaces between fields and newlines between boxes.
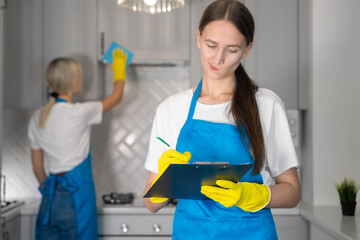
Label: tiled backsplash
xmin=1 ymin=66 xmax=190 ymax=203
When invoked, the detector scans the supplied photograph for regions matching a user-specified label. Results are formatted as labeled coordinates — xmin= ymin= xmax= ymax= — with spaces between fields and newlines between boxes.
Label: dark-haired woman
xmin=143 ymin=0 xmax=300 ymax=239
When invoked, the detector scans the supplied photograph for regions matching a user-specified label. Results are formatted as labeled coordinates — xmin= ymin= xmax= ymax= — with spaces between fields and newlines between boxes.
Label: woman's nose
xmin=214 ymin=49 xmax=225 ymax=65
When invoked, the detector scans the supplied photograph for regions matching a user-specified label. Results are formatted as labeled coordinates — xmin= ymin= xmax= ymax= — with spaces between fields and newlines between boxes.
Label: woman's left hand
xmin=201 ymin=180 xmax=271 ymax=212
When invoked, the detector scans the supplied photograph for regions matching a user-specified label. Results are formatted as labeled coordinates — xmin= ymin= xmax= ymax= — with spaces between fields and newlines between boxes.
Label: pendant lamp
xmin=117 ymin=0 xmax=185 ymax=14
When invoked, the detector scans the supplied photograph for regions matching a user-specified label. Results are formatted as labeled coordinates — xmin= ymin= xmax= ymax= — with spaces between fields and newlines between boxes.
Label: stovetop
xmin=1 ymin=200 xmax=24 ymax=213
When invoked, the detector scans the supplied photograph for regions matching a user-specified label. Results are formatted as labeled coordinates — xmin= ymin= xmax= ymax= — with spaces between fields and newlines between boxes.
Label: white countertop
xmin=20 ymin=197 xmax=300 ymax=215
xmin=301 ymin=203 xmax=360 ymax=240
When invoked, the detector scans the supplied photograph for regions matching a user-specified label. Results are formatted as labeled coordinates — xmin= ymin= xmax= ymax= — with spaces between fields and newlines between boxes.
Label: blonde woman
xmin=28 ymin=49 xmax=127 ymax=240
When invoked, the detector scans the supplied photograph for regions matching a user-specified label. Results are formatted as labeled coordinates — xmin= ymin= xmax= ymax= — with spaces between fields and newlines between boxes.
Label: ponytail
xmin=231 ymin=64 xmax=265 ymax=174
xmin=39 ymin=97 xmax=56 ymax=129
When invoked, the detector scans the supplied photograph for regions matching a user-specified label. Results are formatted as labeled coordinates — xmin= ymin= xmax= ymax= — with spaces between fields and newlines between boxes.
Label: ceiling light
xmin=117 ymin=0 xmax=185 ymax=14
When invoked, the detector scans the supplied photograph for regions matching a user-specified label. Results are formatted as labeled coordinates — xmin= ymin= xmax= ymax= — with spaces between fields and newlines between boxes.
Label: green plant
xmin=335 ymin=178 xmax=360 ymax=202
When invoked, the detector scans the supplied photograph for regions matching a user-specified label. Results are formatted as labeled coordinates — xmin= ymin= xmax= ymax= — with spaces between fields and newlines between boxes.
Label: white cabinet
xmin=2 ymin=215 xmax=21 ymax=240
xmin=274 ymin=215 xmax=308 ymax=240
xmin=3 ymin=0 xmax=44 ymax=109
xmin=43 ymin=0 xmax=100 ymax=101
xmin=98 ymin=214 xmax=173 ymax=238
xmin=99 ymin=0 xmax=190 ymax=62
xmin=245 ymin=0 xmax=298 ymax=108
xmin=190 ymin=0 xmax=308 ymax=109
xmin=20 ymin=214 xmax=36 ymax=240
xmin=3 ymin=0 xmax=100 ymax=109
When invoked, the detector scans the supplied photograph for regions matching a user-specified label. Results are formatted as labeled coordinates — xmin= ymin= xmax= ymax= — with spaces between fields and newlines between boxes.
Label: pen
xmin=156 ymin=137 xmax=190 ymax=164
xmin=155 ymin=137 xmax=172 ymax=151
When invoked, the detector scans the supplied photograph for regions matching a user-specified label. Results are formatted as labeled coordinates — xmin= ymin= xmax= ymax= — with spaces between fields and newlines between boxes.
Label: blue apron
xmin=35 ymin=98 xmax=98 ymax=240
xmin=173 ymin=80 xmax=277 ymax=240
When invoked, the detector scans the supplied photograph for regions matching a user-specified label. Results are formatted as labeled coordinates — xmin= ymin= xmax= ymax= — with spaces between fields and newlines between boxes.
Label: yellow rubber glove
xmin=200 ymin=180 xmax=271 ymax=212
xmin=150 ymin=150 xmax=191 ymax=203
xmin=111 ymin=48 xmax=127 ymax=83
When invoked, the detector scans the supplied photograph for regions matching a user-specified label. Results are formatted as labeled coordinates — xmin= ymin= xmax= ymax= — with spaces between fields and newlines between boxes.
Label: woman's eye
xmin=207 ymin=45 xmax=216 ymax=48
xmin=228 ymin=49 xmax=238 ymax=53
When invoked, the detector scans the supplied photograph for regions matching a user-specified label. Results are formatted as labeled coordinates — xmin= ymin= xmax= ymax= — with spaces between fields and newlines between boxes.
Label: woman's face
xmin=197 ymin=20 xmax=253 ymax=81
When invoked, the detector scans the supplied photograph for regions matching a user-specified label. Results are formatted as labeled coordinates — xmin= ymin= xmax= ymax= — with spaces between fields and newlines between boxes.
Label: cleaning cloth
xmin=102 ymin=42 xmax=134 ymax=67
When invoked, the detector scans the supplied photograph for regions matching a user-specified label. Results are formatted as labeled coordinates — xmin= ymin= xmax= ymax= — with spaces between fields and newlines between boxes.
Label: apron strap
xmin=55 ymin=98 xmax=67 ymax=103
xmin=186 ymin=79 xmax=202 ymax=121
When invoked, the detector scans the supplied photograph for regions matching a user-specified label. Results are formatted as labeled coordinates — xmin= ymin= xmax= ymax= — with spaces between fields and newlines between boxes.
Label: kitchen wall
xmin=1 ymin=65 xmax=190 ymax=203
xmin=302 ymin=0 xmax=360 ymax=206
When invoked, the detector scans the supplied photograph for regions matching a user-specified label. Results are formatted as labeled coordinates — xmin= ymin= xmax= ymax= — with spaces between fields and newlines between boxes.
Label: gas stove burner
xmin=102 ymin=192 xmax=134 ymax=204
xmin=167 ymin=198 xmax=178 ymax=205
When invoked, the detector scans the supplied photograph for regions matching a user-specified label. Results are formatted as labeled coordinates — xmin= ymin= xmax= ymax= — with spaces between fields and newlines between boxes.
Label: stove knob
xmin=121 ymin=224 xmax=128 ymax=233
xmin=153 ymin=224 xmax=161 ymax=233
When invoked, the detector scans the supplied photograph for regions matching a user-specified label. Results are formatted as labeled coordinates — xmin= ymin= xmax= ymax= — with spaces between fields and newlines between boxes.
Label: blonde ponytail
xmin=39 ymin=97 xmax=56 ymax=129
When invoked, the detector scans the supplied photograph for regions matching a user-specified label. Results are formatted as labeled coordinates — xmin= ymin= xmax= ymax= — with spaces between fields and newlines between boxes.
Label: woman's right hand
xmin=157 ymin=150 xmax=191 ymax=176
xmin=111 ymin=48 xmax=127 ymax=83
xmin=150 ymin=150 xmax=191 ymax=203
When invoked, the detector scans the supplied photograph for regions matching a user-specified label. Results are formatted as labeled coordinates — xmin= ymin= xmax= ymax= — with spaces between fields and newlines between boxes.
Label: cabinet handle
xmin=100 ymin=32 xmax=105 ymax=56
xmin=153 ymin=224 xmax=161 ymax=233
xmin=121 ymin=223 xmax=128 ymax=233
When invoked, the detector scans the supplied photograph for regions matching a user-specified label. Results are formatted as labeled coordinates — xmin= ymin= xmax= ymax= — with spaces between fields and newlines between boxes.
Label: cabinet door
xmin=3 ymin=216 xmax=21 ymax=240
xmin=99 ymin=0 xmax=190 ymax=61
xmin=274 ymin=216 xmax=308 ymax=240
xmin=43 ymin=0 xmax=100 ymax=101
xmin=245 ymin=0 xmax=298 ymax=108
xmin=20 ymin=215 xmax=36 ymax=240
xmin=3 ymin=0 xmax=44 ymax=109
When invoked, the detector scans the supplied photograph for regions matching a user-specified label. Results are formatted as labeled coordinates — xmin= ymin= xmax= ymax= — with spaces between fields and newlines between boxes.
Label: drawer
xmin=98 ymin=214 xmax=174 ymax=236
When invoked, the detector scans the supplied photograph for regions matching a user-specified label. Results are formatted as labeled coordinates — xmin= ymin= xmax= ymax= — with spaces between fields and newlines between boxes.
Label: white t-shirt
xmin=144 ymin=88 xmax=299 ymax=186
xmin=28 ymin=101 xmax=103 ymax=174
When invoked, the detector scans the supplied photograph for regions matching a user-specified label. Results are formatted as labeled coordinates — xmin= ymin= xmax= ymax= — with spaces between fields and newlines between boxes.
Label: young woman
xmin=143 ymin=0 xmax=300 ymax=239
xmin=28 ymin=49 xmax=127 ymax=240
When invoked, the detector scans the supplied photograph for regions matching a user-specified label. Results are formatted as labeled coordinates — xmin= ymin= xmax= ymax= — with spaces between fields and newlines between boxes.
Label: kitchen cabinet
xmin=43 ymin=0 xmax=100 ymax=101
xmin=190 ymin=0 xmax=309 ymax=109
xmin=3 ymin=0 xmax=100 ymax=110
xmin=98 ymin=212 xmax=306 ymax=239
xmin=98 ymin=213 xmax=173 ymax=238
xmin=99 ymin=0 xmax=190 ymax=62
xmin=1 ymin=215 xmax=21 ymax=240
xmin=274 ymin=215 xmax=308 ymax=240
xmin=3 ymin=0 xmax=44 ymax=109
xmin=1 ymin=207 xmax=22 ymax=240
xmin=20 ymin=214 xmax=36 ymax=240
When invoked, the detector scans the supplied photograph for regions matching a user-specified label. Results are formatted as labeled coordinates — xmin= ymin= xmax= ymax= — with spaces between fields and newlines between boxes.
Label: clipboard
xmin=143 ymin=163 xmax=253 ymax=200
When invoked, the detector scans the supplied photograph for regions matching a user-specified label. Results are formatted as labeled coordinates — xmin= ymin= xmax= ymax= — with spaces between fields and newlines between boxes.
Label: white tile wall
xmin=1 ymin=66 xmax=190 ymax=203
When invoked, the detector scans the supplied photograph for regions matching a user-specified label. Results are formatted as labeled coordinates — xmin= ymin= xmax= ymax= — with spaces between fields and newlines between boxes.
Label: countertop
xmin=20 ymin=197 xmax=300 ymax=215
xmin=301 ymin=203 xmax=360 ymax=240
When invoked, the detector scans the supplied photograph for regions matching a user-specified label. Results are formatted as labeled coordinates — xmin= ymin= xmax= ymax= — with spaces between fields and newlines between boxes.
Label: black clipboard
xmin=143 ymin=163 xmax=253 ymax=200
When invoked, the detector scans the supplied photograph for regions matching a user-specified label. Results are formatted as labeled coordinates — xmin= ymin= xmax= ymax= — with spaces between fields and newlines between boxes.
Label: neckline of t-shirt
xmin=196 ymin=100 xmax=231 ymax=108
xmin=189 ymin=89 xmax=231 ymax=108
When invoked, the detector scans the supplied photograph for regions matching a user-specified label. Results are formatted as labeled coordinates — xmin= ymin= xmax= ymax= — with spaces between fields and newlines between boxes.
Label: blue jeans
xmin=36 ymin=182 xmax=77 ymax=240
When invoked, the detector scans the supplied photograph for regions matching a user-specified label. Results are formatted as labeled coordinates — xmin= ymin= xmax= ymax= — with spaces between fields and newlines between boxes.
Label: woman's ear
xmin=196 ymin=30 xmax=201 ymax=49
xmin=241 ymin=42 xmax=254 ymax=60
